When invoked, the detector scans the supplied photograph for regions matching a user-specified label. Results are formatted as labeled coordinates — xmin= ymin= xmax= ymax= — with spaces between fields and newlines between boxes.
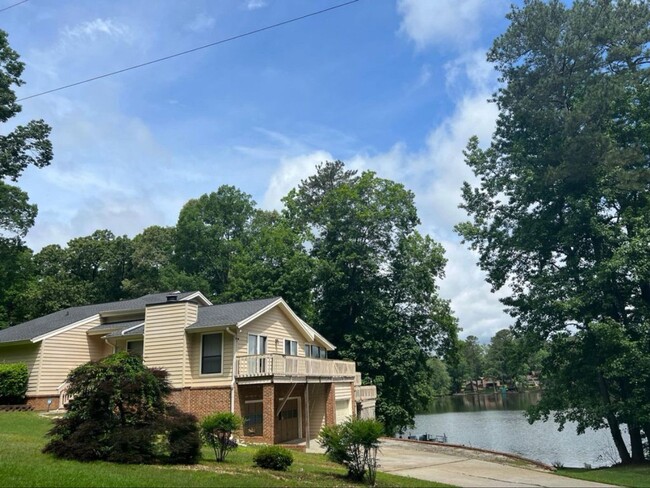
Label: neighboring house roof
xmin=187 ymin=297 xmax=280 ymax=329
xmin=0 ymin=291 xmax=200 ymax=345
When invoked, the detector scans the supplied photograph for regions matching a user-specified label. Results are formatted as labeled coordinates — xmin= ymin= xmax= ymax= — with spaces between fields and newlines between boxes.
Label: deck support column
xmin=262 ymin=383 xmax=275 ymax=444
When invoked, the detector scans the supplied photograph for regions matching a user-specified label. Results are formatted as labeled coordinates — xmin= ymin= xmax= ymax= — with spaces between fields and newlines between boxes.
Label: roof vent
xmin=166 ymin=295 xmax=179 ymax=302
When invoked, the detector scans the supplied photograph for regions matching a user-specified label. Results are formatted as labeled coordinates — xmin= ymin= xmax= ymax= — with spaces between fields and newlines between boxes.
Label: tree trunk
xmin=629 ymin=425 xmax=645 ymax=463
xmin=607 ymin=414 xmax=631 ymax=464
xmin=597 ymin=372 xmax=631 ymax=463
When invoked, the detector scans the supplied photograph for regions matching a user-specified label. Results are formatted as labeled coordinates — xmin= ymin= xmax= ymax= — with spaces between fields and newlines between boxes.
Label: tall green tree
xmin=285 ymin=161 xmax=458 ymax=433
xmin=222 ymin=210 xmax=314 ymax=319
xmin=175 ymin=186 xmax=255 ymax=298
xmin=0 ymin=29 xmax=52 ymax=328
xmin=456 ymin=0 xmax=650 ymax=463
xmin=463 ymin=335 xmax=485 ymax=391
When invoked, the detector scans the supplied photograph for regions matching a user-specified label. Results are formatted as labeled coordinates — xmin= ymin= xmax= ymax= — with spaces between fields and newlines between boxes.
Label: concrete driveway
xmin=378 ymin=439 xmax=615 ymax=487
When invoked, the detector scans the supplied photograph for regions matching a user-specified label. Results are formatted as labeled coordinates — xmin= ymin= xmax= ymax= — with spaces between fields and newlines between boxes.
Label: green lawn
xmin=0 ymin=412 xmax=448 ymax=487
xmin=558 ymin=465 xmax=650 ymax=488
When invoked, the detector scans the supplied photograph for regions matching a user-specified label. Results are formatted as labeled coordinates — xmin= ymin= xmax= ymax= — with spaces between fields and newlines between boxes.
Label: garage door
xmin=336 ymin=398 xmax=351 ymax=424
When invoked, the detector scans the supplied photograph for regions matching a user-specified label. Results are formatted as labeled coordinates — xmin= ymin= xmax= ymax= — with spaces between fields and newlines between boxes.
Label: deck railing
xmin=236 ymin=354 xmax=356 ymax=378
xmin=354 ymin=385 xmax=377 ymax=402
xmin=57 ymin=381 xmax=71 ymax=409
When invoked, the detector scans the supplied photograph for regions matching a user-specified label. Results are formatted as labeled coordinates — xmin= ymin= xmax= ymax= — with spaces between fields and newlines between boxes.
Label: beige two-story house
xmin=0 ymin=291 xmax=376 ymax=446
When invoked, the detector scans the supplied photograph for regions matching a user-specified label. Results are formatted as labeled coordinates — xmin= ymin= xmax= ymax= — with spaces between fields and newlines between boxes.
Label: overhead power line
xmin=18 ymin=0 xmax=360 ymax=102
xmin=0 ymin=0 xmax=28 ymax=13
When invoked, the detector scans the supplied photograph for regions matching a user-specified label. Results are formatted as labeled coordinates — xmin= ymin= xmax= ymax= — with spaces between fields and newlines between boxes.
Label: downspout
xmin=226 ymin=327 xmax=237 ymax=413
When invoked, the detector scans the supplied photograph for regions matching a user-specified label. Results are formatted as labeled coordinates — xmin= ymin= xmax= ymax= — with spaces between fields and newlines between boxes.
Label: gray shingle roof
xmin=104 ymin=324 xmax=144 ymax=338
xmin=0 ymin=292 xmax=197 ymax=344
xmin=88 ymin=320 xmax=144 ymax=334
xmin=187 ymin=297 xmax=280 ymax=330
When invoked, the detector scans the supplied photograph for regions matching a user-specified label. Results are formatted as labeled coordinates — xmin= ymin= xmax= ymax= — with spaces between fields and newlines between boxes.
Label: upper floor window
xmin=201 ymin=333 xmax=223 ymax=374
xmin=126 ymin=340 xmax=143 ymax=356
xmin=248 ymin=334 xmax=267 ymax=355
xmin=305 ymin=344 xmax=327 ymax=359
xmin=284 ymin=339 xmax=298 ymax=356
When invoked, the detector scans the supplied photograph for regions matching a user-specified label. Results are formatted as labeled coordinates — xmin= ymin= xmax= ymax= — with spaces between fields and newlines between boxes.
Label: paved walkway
xmin=378 ymin=439 xmax=615 ymax=487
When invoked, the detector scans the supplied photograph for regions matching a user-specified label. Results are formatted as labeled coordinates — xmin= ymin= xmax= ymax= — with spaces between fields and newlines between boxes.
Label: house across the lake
xmin=0 ymin=291 xmax=376 ymax=446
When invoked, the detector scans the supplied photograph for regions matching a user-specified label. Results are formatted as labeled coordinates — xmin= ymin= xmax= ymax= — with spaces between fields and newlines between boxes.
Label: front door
xmin=276 ymin=398 xmax=300 ymax=443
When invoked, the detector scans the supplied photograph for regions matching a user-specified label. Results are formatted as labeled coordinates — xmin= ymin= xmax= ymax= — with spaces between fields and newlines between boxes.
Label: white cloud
xmin=397 ymin=0 xmax=494 ymax=50
xmin=262 ymin=150 xmax=334 ymax=210
xmin=436 ymin=239 xmax=510 ymax=342
xmin=63 ymin=18 xmax=132 ymax=42
xmin=246 ymin=0 xmax=268 ymax=10
xmin=260 ymin=50 xmax=509 ymax=340
xmin=186 ymin=13 xmax=216 ymax=33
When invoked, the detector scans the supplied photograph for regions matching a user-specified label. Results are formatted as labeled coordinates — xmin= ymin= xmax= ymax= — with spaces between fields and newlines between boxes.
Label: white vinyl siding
xmin=0 ymin=343 xmax=43 ymax=396
xmin=38 ymin=316 xmax=110 ymax=394
xmin=143 ymin=301 xmax=197 ymax=388
xmin=238 ymin=307 xmax=308 ymax=357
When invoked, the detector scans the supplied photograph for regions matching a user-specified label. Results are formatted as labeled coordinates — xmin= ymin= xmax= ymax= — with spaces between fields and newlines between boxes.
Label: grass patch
xmin=558 ymin=464 xmax=650 ymax=487
xmin=0 ymin=411 xmax=449 ymax=487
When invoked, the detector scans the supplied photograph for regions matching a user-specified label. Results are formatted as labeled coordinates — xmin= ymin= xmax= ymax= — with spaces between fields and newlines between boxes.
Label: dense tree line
xmin=435 ymin=330 xmax=546 ymax=395
xmin=1 ymin=162 xmax=458 ymax=435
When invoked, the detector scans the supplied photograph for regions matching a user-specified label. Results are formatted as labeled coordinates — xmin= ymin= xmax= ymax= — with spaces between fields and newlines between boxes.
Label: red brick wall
xmin=167 ymin=387 xmax=231 ymax=419
xmin=262 ymin=384 xmax=275 ymax=444
xmin=325 ymin=383 xmax=336 ymax=426
xmin=26 ymin=395 xmax=60 ymax=411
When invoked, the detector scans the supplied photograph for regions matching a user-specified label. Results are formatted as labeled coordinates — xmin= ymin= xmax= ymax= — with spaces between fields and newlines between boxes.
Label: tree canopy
xmin=456 ymin=0 xmax=650 ymax=464
xmin=0 ymin=29 xmax=52 ymax=329
xmin=285 ymin=161 xmax=458 ymax=433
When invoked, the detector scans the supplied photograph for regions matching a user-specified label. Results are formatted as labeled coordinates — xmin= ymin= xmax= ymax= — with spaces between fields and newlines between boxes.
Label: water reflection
xmin=411 ymin=392 xmax=624 ymax=468
xmin=423 ymin=390 xmax=541 ymax=414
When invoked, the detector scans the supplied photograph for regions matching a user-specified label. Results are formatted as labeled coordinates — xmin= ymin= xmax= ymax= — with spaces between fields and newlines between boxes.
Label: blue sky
xmin=6 ymin=0 xmax=517 ymax=342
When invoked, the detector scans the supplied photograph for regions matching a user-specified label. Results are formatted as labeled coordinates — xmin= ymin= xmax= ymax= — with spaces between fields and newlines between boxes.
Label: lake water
xmin=408 ymin=392 xmax=625 ymax=468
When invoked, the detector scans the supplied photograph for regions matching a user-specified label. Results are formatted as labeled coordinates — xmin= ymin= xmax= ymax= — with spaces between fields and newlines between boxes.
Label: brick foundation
xmin=26 ymin=395 xmax=60 ymax=411
xmin=167 ymin=386 xmax=231 ymax=419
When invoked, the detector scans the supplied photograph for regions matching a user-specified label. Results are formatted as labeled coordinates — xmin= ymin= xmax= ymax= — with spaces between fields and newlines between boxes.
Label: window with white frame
xmin=248 ymin=334 xmax=267 ymax=355
xmin=284 ymin=339 xmax=298 ymax=356
xmin=201 ymin=333 xmax=223 ymax=374
xmin=305 ymin=344 xmax=327 ymax=359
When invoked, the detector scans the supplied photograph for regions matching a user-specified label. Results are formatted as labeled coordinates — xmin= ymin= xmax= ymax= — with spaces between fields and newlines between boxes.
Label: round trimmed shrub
xmin=253 ymin=445 xmax=294 ymax=471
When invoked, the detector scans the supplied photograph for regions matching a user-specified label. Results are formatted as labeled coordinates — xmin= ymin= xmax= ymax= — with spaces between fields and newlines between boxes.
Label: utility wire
xmin=0 ymin=0 xmax=28 ymax=13
xmin=18 ymin=0 xmax=360 ymax=102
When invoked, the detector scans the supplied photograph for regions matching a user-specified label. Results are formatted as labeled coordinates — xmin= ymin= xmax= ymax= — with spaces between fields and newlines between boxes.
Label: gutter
xmin=225 ymin=327 xmax=237 ymax=413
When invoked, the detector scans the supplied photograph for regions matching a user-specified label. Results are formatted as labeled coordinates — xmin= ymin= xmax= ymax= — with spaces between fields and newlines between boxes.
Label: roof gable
xmin=187 ymin=297 xmax=336 ymax=351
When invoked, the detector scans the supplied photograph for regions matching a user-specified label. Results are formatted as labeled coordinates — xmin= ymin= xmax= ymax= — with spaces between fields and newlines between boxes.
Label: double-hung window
xmin=284 ymin=339 xmax=298 ymax=356
xmin=248 ymin=334 xmax=267 ymax=355
xmin=201 ymin=333 xmax=223 ymax=374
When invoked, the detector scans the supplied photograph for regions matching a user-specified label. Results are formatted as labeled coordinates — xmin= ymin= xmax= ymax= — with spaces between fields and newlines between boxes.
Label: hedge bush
xmin=200 ymin=412 xmax=241 ymax=462
xmin=43 ymin=352 xmax=201 ymax=464
xmin=320 ymin=418 xmax=383 ymax=483
xmin=0 ymin=363 xmax=29 ymax=403
xmin=253 ymin=445 xmax=294 ymax=471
